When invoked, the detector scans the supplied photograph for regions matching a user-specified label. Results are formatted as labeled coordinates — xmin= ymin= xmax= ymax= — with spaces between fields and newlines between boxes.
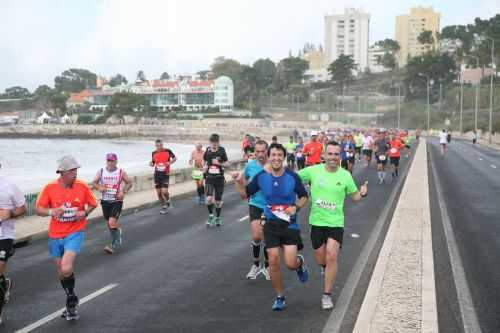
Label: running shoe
xmin=63 ymin=295 xmax=79 ymax=321
xmin=296 ymin=255 xmax=309 ymax=283
xmin=246 ymin=264 xmax=260 ymax=280
xmin=261 ymin=266 xmax=271 ymax=281
xmin=321 ymin=295 xmax=334 ymax=310
xmin=272 ymin=296 xmax=286 ymax=311
xmin=215 ymin=216 xmax=223 ymax=227
xmin=206 ymin=214 xmax=214 ymax=227
xmin=4 ymin=278 xmax=11 ymax=304
xmin=160 ymin=206 xmax=168 ymax=215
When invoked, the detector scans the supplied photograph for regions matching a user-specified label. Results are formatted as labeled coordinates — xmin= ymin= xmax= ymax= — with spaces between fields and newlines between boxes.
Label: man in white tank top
xmin=92 ymin=153 xmax=133 ymax=254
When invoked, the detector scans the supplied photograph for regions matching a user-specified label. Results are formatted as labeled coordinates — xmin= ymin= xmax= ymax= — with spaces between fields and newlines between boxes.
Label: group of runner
xmin=0 ymin=127 xmax=412 ymax=323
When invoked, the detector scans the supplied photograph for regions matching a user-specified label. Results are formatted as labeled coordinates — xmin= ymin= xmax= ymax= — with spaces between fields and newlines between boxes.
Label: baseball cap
xmin=56 ymin=155 xmax=81 ymax=173
xmin=310 ymin=130 xmax=319 ymax=136
xmin=106 ymin=153 xmax=118 ymax=161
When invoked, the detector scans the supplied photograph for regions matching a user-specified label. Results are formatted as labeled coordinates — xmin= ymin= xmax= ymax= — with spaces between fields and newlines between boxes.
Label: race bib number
xmin=103 ymin=185 xmax=118 ymax=200
xmin=378 ymin=155 xmax=386 ymax=161
xmin=390 ymin=148 xmax=398 ymax=154
xmin=269 ymin=204 xmax=291 ymax=222
xmin=156 ymin=163 xmax=167 ymax=172
xmin=208 ymin=165 xmax=221 ymax=175
xmin=315 ymin=199 xmax=337 ymax=211
xmin=58 ymin=207 xmax=78 ymax=223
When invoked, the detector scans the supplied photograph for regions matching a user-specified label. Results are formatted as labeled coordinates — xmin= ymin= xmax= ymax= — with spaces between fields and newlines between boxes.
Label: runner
xmin=35 ymin=155 xmax=98 ymax=321
xmin=303 ymin=131 xmax=323 ymax=166
xmin=242 ymin=134 xmax=252 ymax=160
xmin=472 ymin=131 xmax=478 ymax=145
xmin=150 ymin=139 xmax=177 ymax=214
xmin=189 ymin=143 xmax=206 ymax=205
xmin=0 ymin=165 xmax=26 ymax=324
xmin=239 ymin=140 xmax=270 ymax=280
xmin=374 ymin=131 xmax=390 ymax=184
xmin=298 ymin=141 xmax=368 ymax=310
xmin=388 ymin=133 xmax=404 ymax=179
xmin=354 ymin=131 xmax=364 ymax=161
xmin=446 ymin=130 xmax=452 ymax=144
xmin=340 ymin=134 xmax=356 ymax=173
xmin=204 ymin=133 xmax=229 ymax=227
xmin=234 ymin=143 xmax=309 ymax=311
xmin=438 ymin=129 xmax=448 ymax=155
xmin=295 ymin=137 xmax=306 ymax=170
xmin=361 ymin=131 xmax=374 ymax=167
xmin=271 ymin=136 xmax=278 ymax=144
xmin=92 ymin=153 xmax=133 ymax=254
xmin=284 ymin=136 xmax=297 ymax=170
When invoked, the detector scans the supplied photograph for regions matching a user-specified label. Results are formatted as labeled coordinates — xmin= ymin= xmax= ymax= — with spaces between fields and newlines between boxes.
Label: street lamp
xmin=418 ymin=73 xmax=432 ymax=132
xmin=465 ymin=55 xmax=480 ymax=132
xmin=484 ymin=36 xmax=496 ymax=143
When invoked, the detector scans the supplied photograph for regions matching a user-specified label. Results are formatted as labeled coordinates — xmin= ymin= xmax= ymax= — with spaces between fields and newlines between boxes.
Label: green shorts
xmin=192 ymin=169 xmax=204 ymax=180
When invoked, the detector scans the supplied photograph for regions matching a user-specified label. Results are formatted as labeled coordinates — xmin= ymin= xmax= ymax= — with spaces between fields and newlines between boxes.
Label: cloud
xmin=1 ymin=0 xmax=499 ymax=91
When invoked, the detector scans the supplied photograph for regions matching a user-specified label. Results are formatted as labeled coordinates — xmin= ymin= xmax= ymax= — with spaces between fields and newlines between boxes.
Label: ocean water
xmin=0 ymin=138 xmax=240 ymax=193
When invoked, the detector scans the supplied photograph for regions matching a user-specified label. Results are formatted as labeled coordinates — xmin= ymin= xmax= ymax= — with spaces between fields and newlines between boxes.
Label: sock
xmin=395 ymin=169 xmax=399 ymax=176
xmin=215 ymin=207 xmax=222 ymax=217
xmin=251 ymin=240 xmax=261 ymax=266
xmin=264 ymin=246 xmax=269 ymax=268
xmin=296 ymin=256 xmax=304 ymax=271
xmin=110 ymin=228 xmax=119 ymax=248
xmin=60 ymin=273 xmax=75 ymax=296
xmin=197 ymin=186 xmax=203 ymax=197
xmin=200 ymin=185 xmax=205 ymax=196
xmin=207 ymin=204 xmax=214 ymax=215
xmin=377 ymin=171 xmax=382 ymax=181
xmin=382 ymin=172 xmax=386 ymax=180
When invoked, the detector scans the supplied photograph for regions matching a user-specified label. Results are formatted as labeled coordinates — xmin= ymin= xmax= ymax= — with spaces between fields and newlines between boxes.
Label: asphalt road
xmin=2 ymin=152 xmax=414 ymax=333
xmin=428 ymin=138 xmax=500 ymax=333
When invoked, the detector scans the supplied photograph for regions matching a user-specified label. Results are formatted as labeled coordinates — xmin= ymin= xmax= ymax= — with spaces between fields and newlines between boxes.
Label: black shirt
xmin=203 ymin=147 xmax=228 ymax=178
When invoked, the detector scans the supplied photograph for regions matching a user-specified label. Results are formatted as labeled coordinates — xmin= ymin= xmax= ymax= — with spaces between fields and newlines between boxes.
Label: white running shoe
xmin=260 ymin=266 xmax=271 ymax=280
xmin=246 ymin=264 xmax=260 ymax=280
xmin=322 ymin=295 xmax=334 ymax=310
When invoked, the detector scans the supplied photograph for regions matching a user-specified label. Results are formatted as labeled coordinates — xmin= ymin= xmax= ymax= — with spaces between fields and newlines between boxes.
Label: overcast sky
xmin=1 ymin=0 xmax=499 ymax=91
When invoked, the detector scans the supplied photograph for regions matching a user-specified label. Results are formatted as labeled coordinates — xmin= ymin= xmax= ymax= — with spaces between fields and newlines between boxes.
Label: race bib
xmin=156 ymin=163 xmax=167 ymax=172
xmin=58 ymin=207 xmax=78 ymax=223
xmin=346 ymin=152 xmax=353 ymax=158
xmin=315 ymin=199 xmax=336 ymax=211
xmin=390 ymin=148 xmax=398 ymax=154
xmin=269 ymin=204 xmax=291 ymax=222
xmin=103 ymin=185 xmax=118 ymax=200
xmin=208 ymin=165 xmax=221 ymax=175
xmin=379 ymin=155 xmax=386 ymax=161
xmin=296 ymin=153 xmax=303 ymax=158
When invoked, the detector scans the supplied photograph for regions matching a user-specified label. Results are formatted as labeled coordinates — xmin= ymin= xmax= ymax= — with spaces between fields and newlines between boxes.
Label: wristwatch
xmin=361 ymin=192 xmax=368 ymax=198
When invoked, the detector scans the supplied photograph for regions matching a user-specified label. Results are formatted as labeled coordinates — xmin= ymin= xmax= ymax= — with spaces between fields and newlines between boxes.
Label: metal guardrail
xmin=24 ymin=192 xmax=39 ymax=217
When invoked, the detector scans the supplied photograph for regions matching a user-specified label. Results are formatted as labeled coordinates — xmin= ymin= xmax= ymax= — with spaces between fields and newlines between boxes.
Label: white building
xmin=324 ymin=8 xmax=370 ymax=72
xmin=368 ymin=44 xmax=387 ymax=73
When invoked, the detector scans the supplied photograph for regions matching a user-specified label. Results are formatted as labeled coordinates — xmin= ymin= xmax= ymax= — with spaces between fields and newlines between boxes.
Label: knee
xmin=325 ymin=250 xmax=338 ymax=265
xmin=60 ymin=263 xmax=74 ymax=277
xmin=267 ymin=252 xmax=280 ymax=267
xmin=284 ymin=257 xmax=297 ymax=270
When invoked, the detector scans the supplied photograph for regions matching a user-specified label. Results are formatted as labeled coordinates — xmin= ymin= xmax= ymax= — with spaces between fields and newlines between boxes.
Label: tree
xmin=273 ymin=56 xmax=308 ymax=91
xmin=375 ymin=39 xmax=401 ymax=70
xmin=109 ymin=74 xmax=128 ymax=87
xmin=211 ymin=57 xmax=241 ymax=81
xmin=418 ymin=30 xmax=436 ymax=52
xmin=136 ymin=70 xmax=147 ymax=83
xmin=54 ymin=68 xmax=97 ymax=93
xmin=160 ymin=72 xmax=170 ymax=80
xmin=107 ymin=92 xmax=149 ymax=115
xmin=327 ymin=54 xmax=357 ymax=95
xmin=4 ymin=86 xmax=31 ymax=99
xmin=50 ymin=92 xmax=69 ymax=113
xmin=196 ymin=70 xmax=210 ymax=80
xmin=252 ymin=58 xmax=276 ymax=89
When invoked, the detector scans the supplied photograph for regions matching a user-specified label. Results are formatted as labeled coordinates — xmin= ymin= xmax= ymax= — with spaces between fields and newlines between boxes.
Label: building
xmin=460 ymin=66 xmax=495 ymax=85
xmin=66 ymin=76 xmax=234 ymax=112
xmin=368 ymin=44 xmax=387 ymax=73
xmin=396 ymin=7 xmax=440 ymax=67
xmin=324 ymin=8 xmax=370 ymax=72
xmin=303 ymin=49 xmax=330 ymax=82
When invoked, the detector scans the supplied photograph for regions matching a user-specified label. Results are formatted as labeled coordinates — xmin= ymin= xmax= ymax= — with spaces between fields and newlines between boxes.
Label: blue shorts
xmin=48 ymin=231 xmax=85 ymax=258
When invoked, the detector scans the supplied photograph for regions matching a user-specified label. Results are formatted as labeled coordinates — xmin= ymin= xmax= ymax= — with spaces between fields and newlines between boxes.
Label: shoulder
xmin=285 ymin=168 xmax=302 ymax=181
xmin=75 ymin=179 xmax=91 ymax=190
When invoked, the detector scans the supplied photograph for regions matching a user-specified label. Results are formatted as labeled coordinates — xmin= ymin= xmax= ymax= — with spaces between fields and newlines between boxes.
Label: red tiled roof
xmin=188 ymin=80 xmax=214 ymax=87
xmin=150 ymin=80 xmax=178 ymax=88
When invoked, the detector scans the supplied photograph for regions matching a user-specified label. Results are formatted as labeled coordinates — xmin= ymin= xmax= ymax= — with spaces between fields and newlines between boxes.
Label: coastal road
xmin=428 ymin=138 xmax=500 ymax=333
xmin=3 ymin=152 xmax=415 ymax=333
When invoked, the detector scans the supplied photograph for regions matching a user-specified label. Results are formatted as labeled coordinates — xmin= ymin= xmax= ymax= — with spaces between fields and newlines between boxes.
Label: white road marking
xmin=478 ymin=158 xmax=483 ymax=161
xmin=15 ymin=283 xmax=119 ymax=333
xmin=491 ymin=165 xmax=497 ymax=169
xmin=238 ymin=215 xmax=249 ymax=222
xmin=351 ymin=233 xmax=360 ymax=238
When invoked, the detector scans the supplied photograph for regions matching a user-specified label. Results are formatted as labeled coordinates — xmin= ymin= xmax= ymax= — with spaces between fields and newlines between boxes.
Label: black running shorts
xmin=263 ymin=219 xmax=303 ymax=251
xmin=0 ymin=239 xmax=15 ymax=262
xmin=205 ymin=177 xmax=225 ymax=201
xmin=101 ymin=200 xmax=123 ymax=220
xmin=310 ymin=225 xmax=344 ymax=250
xmin=249 ymin=205 xmax=264 ymax=222
xmin=390 ymin=156 xmax=400 ymax=167
xmin=154 ymin=172 xmax=170 ymax=189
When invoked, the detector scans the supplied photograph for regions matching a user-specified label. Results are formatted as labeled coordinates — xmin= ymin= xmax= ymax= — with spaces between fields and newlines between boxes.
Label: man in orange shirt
xmin=388 ymin=134 xmax=404 ymax=180
xmin=36 ymin=155 xmax=97 ymax=321
xmin=150 ymin=139 xmax=177 ymax=214
xmin=303 ymin=131 xmax=323 ymax=166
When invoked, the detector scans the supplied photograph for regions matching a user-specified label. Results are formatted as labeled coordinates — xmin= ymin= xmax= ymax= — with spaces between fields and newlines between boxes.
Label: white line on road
xmin=491 ymin=165 xmax=497 ymax=169
xmin=238 ymin=215 xmax=249 ymax=222
xmin=430 ymin=154 xmax=482 ymax=333
xmin=478 ymin=158 xmax=483 ymax=161
xmin=15 ymin=283 xmax=119 ymax=333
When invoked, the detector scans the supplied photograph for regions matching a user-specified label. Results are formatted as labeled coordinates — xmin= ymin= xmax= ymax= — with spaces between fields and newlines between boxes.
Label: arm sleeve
xmin=298 ymin=167 xmax=311 ymax=184
xmin=345 ymin=174 xmax=359 ymax=195
xmin=11 ymin=183 xmax=26 ymax=207
xmin=245 ymin=172 xmax=261 ymax=197
xmin=293 ymin=173 xmax=309 ymax=199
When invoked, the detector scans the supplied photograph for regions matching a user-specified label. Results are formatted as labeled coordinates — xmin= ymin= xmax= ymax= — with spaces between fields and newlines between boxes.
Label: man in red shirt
xmin=36 ymin=155 xmax=97 ymax=321
xmin=150 ymin=139 xmax=177 ymax=214
xmin=388 ymin=134 xmax=404 ymax=179
xmin=303 ymin=131 xmax=323 ymax=166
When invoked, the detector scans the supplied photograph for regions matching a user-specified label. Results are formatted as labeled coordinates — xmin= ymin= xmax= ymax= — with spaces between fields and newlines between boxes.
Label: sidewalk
xmin=15 ymin=174 xmax=235 ymax=244
xmin=353 ymin=139 xmax=438 ymax=333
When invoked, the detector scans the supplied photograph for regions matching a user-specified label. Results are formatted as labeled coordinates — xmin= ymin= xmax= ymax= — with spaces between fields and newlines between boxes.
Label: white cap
xmin=310 ymin=130 xmax=319 ymax=136
xmin=56 ymin=155 xmax=81 ymax=173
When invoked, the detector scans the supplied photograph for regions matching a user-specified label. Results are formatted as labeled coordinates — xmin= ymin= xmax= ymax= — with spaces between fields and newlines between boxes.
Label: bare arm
xmin=0 ymin=205 xmax=26 ymax=220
